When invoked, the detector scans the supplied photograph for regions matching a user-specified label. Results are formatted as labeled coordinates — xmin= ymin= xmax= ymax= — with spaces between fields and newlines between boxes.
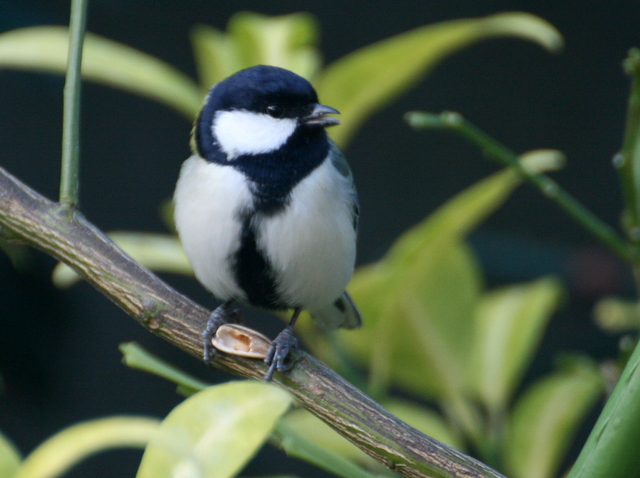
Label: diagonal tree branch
xmin=0 ymin=165 xmax=505 ymax=478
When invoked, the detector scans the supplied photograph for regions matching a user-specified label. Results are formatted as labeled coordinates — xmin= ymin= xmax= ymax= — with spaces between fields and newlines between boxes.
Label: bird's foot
xmin=202 ymin=300 xmax=234 ymax=362
xmin=264 ymin=326 xmax=298 ymax=381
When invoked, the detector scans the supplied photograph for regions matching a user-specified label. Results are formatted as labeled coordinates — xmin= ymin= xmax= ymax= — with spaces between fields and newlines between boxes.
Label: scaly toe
xmin=264 ymin=327 xmax=298 ymax=381
xmin=202 ymin=301 xmax=234 ymax=362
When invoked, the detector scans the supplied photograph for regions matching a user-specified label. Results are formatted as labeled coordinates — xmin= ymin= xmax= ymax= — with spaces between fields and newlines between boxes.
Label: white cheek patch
xmin=213 ymin=110 xmax=297 ymax=159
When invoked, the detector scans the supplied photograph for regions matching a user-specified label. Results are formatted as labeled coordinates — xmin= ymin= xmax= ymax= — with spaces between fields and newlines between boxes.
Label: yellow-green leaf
xmin=385 ymin=168 xmax=521 ymax=269
xmin=190 ymin=24 xmax=238 ymax=91
xmin=228 ymin=12 xmax=321 ymax=80
xmin=0 ymin=26 xmax=202 ymax=118
xmin=316 ymin=12 xmax=563 ymax=147
xmin=276 ymin=422 xmax=376 ymax=478
xmin=388 ymin=243 xmax=482 ymax=398
xmin=505 ymin=363 xmax=604 ymax=478
xmin=470 ymin=277 xmax=564 ymax=411
xmin=15 ymin=417 xmax=159 ymax=478
xmin=119 ymin=342 xmax=210 ymax=397
xmin=0 ymin=240 xmax=32 ymax=273
xmin=282 ymin=409 xmax=372 ymax=465
xmin=52 ymin=232 xmax=192 ymax=288
xmin=275 ymin=417 xmax=376 ymax=478
xmin=593 ymin=296 xmax=640 ymax=332
xmin=0 ymin=430 xmax=21 ymax=478
xmin=190 ymin=13 xmax=321 ymax=91
xmin=136 ymin=381 xmax=292 ymax=478
xmin=519 ymin=149 xmax=566 ymax=174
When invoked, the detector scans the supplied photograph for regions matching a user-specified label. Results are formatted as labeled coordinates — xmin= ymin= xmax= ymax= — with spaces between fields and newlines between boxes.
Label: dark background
xmin=1 ymin=1 xmax=639 ymax=476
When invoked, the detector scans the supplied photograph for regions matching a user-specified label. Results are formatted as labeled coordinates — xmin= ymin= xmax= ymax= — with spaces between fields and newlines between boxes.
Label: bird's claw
xmin=202 ymin=302 xmax=234 ymax=362
xmin=264 ymin=326 xmax=298 ymax=381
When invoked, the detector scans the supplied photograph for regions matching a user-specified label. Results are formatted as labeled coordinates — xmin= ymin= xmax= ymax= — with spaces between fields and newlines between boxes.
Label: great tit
xmin=174 ymin=65 xmax=361 ymax=380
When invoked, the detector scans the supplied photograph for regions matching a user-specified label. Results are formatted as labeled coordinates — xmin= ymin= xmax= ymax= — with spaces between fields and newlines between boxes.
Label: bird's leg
xmin=202 ymin=299 xmax=235 ymax=362
xmin=264 ymin=307 xmax=301 ymax=381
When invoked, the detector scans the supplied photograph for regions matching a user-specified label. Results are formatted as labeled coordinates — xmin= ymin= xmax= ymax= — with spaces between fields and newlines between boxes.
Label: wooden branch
xmin=0 ymin=166 xmax=505 ymax=478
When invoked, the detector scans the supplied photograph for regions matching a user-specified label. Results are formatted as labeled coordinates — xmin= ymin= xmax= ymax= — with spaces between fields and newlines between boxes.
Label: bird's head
xmin=193 ymin=65 xmax=339 ymax=161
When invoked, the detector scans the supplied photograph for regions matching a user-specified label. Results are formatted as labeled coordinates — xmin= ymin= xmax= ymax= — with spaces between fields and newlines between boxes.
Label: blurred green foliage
xmin=0 ymin=11 xmax=562 ymax=148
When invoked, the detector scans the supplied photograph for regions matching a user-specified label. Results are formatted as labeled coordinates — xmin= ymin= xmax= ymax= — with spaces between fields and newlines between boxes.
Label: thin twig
xmin=0 ymin=166 xmax=504 ymax=478
xmin=618 ymin=48 xmax=640 ymax=241
xmin=60 ymin=0 xmax=89 ymax=209
xmin=405 ymin=111 xmax=633 ymax=262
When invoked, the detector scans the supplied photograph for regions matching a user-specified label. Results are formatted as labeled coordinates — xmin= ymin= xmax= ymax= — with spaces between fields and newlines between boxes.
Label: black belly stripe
xmin=233 ymin=214 xmax=287 ymax=310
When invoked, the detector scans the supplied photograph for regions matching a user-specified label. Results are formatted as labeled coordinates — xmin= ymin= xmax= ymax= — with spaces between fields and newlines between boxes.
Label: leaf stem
xmin=617 ymin=48 xmax=640 ymax=241
xmin=59 ymin=0 xmax=89 ymax=209
xmin=405 ymin=111 xmax=633 ymax=262
xmin=119 ymin=342 xmax=211 ymax=396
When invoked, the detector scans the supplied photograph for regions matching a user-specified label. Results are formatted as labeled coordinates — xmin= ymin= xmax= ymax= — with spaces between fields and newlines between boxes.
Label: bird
xmin=173 ymin=65 xmax=361 ymax=380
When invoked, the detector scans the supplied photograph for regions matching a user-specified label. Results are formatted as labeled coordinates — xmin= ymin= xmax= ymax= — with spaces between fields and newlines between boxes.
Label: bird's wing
xmin=328 ymin=140 xmax=359 ymax=232
xmin=309 ymin=141 xmax=362 ymax=330
xmin=310 ymin=291 xmax=362 ymax=330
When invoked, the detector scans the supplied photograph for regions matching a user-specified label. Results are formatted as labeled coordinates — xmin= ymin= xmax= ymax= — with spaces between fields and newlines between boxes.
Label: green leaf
xmin=136 ymin=381 xmax=292 ymax=478
xmin=0 ymin=430 xmax=21 ymax=478
xmin=282 ymin=409 xmax=374 ymax=465
xmin=228 ymin=12 xmax=321 ymax=80
xmin=15 ymin=417 xmax=159 ymax=478
xmin=190 ymin=13 xmax=321 ymax=91
xmin=0 ymin=26 xmax=202 ymax=118
xmin=316 ymin=12 xmax=563 ymax=146
xmin=470 ymin=277 xmax=564 ymax=411
xmin=566 ymin=339 xmax=640 ymax=478
xmin=52 ymin=232 xmax=192 ymax=288
xmin=119 ymin=342 xmax=210 ymax=397
xmin=505 ymin=362 xmax=604 ymax=478
xmin=387 ymin=243 xmax=482 ymax=399
xmin=593 ymin=296 xmax=640 ymax=332
xmin=190 ymin=24 xmax=238 ymax=91
xmin=272 ymin=422 xmax=375 ymax=478
xmin=0 ymin=239 xmax=32 ymax=273
xmin=518 ymin=149 xmax=566 ymax=174
xmin=323 ymin=244 xmax=481 ymax=402
xmin=385 ymin=168 xmax=521 ymax=268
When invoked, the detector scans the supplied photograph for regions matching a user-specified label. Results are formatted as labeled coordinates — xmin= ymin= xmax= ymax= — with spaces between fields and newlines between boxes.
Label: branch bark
xmin=0 ymin=166 xmax=505 ymax=478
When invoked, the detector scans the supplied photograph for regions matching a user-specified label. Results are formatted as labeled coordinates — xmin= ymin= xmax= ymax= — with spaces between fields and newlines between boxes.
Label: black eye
xmin=266 ymin=104 xmax=284 ymax=118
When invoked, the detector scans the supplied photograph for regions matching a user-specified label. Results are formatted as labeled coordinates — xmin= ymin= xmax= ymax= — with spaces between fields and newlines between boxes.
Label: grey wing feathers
xmin=312 ymin=142 xmax=362 ymax=331
xmin=328 ymin=140 xmax=359 ymax=232
xmin=328 ymin=140 xmax=352 ymax=178
xmin=310 ymin=291 xmax=362 ymax=331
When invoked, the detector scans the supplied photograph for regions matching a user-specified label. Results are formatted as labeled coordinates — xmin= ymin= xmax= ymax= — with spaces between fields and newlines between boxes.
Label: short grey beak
xmin=303 ymin=103 xmax=341 ymax=127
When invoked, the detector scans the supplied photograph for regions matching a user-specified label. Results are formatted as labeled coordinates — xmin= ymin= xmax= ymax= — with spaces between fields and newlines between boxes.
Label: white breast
xmin=256 ymin=159 xmax=357 ymax=312
xmin=173 ymin=155 xmax=251 ymax=300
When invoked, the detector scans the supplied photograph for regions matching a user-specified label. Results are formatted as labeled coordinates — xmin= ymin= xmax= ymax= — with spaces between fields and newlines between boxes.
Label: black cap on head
xmin=206 ymin=65 xmax=318 ymax=116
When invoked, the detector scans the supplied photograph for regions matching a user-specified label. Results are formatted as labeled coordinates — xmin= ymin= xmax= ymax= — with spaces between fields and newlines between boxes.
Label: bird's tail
xmin=310 ymin=291 xmax=362 ymax=331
